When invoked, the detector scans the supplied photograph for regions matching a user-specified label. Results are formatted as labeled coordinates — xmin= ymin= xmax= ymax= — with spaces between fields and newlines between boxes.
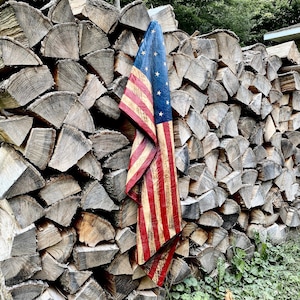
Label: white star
xmin=141 ymin=50 xmax=146 ymax=55
xmin=155 ymin=71 xmax=160 ymax=77
xmin=151 ymin=29 xmax=156 ymax=34
xmin=166 ymin=82 xmax=168 ymax=86
xmin=166 ymin=100 xmax=170 ymax=105
xmin=157 ymin=90 xmax=161 ymax=96
xmin=145 ymin=66 xmax=148 ymax=71
xmin=154 ymin=52 xmax=158 ymax=56
xmin=164 ymin=62 xmax=167 ymax=66
xmin=159 ymin=111 xmax=164 ymax=117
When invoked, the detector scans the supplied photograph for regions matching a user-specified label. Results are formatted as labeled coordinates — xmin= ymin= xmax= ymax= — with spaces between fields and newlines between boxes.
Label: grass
xmin=165 ymin=230 xmax=300 ymax=300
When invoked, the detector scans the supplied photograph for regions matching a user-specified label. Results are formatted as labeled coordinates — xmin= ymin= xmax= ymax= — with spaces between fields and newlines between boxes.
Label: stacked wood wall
xmin=1 ymin=0 xmax=300 ymax=299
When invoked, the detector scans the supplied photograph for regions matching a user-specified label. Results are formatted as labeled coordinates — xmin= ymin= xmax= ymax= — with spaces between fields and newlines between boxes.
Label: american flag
xmin=119 ymin=20 xmax=182 ymax=286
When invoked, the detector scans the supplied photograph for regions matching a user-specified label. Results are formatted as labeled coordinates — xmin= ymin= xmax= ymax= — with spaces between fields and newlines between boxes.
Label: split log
xmin=45 ymin=196 xmax=80 ymax=227
xmin=10 ymin=1 xmax=52 ymax=47
xmin=0 ymin=143 xmax=45 ymax=199
xmin=94 ymin=95 xmax=121 ymax=120
xmin=266 ymin=41 xmax=300 ymax=65
xmin=24 ymin=128 xmax=56 ymax=170
xmin=0 ymin=3 xmax=29 ymax=47
xmin=84 ymin=49 xmax=115 ymax=86
xmin=36 ymin=221 xmax=62 ymax=251
xmin=184 ymin=59 xmax=210 ymax=90
xmin=112 ymin=198 xmax=137 ymax=228
xmin=113 ymin=29 xmax=139 ymax=58
xmin=48 ymin=0 xmax=75 ymax=23
xmin=70 ymin=0 xmax=119 ymax=34
xmin=54 ymin=60 xmax=87 ymax=94
xmin=278 ymin=71 xmax=300 ymax=93
xmin=7 ymin=280 xmax=48 ymax=300
xmin=48 ymin=124 xmax=92 ymax=172
xmin=171 ymin=90 xmax=192 ymax=117
xmin=148 ymin=4 xmax=178 ymax=33
xmin=79 ymin=74 xmax=107 ymax=109
xmin=175 ymin=144 xmax=190 ymax=174
xmin=0 ymin=204 xmax=17 ymax=261
xmin=190 ymin=37 xmax=218 ymax=60
xmin=0 ymin=254 xmax=41 ymax=286
xmin=0 ymin=66 xmax=53 ymax=109
xmin=28 ymin=91 xmax=77 ymax=128
xmin=77 ymin=152 xmax=103 ymax=181
xmin=68 ymin=278 xmax=107 ymax=300
xmin=198 ymin=211 xmax=224 ymax=228
xmin=73 ymin=244 xmax=119 ymax=270
xmin=180 ymin=196 xmax=201 ymax=220
xmin=11 ymin=224 xmax=37 ymax=256
xmin=0 ymin=37 xmax=42 ymax=68
xmin=196 ymin=247 xmax=225 ymax=274
xmin=37 ymin=286 xmax=65 ymax=300
xmin=41 ymin=23 xmax=79 ymax=60
xmin=75 ymin=211 xmax=115 ymax=247
xmin=168 ymin=258 xmax=191 ymax=285
xmin=32 ymin=252 xmax=66 ymax=281
xmin=120 ymin=0 xmax=150 ymax=31
xmin=103 ymin=169 xmax=127 ymax=202
xmin=89 ymin=129 xmax=130 ymax=160
xmin=46 ymin=228 xmax=77 ymax=263
xmin=189 ymin=227 xmax=208 ymax=246
xmin=59 ymin=264 xmax=92 ymax=295
xmin=201 ymin=29 xmax=243 ymax=75
xmin=8 ymin=195 xmax=44 ymax=228
xmin=39 ymin=174 xmax=81 ymax=206
xmin=81 ymin=180 xmax=119 ymax=211
xmin=0 ymin=115 xmax=33 ymax=146
xmin=64 ymin=100 xmax=95 ymax=133
xmin=115 ymin=227 xmax=136 ymax=254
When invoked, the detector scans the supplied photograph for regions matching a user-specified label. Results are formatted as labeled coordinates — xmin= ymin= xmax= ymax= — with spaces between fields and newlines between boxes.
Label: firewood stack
xmin=1 ymin=0 xmax=300 ymax=298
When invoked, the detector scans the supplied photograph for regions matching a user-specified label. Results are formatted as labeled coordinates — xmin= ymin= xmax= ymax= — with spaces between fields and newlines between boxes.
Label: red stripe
xmin=157 ymin=237 xmax=179 ymax=286
xmin=126 ymin=138 xmax=156 ymax=195
xmin=119 ymin=100 xmax=157 ymax=143
xmin=129 ymin=72 xmax=152 ymax=102
xmin=155 ymin=151 xmax=170 ymax=242
xmin=163 ymin=122 xmax=181 ymax=232
xmin=124 ymin=87 xmax=153 ymax=121
xmin=147 ymin=252 xmax=161 ymax=279
xmin=138 ymin=204 xmax=151 ymax=262
xmin=145 ymin=168 xmax=161 ymax=252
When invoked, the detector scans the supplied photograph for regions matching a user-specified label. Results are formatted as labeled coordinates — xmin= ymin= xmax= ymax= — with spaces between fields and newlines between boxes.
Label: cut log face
xmin=8 ymin=195 xmax=45 ymax=228
xmin=0 ymin=37 xmax=42 ymax=67
xmin=84 ymin=49 xmax=115 ymax=86
xmin=0 ymin=66 xmax=54 ymax=109
xmin=0 ymin=143 xmax=45 ymax=199
xmin=41 ymin=23 xmax=79 ymax=60
xmin=48 ymin=0 xmax=76 ymax=23
xmin=75 ymin=211 xmax=115 ymax=247
xmin=24 ymin=128 xmax=56 ymax=170
xmin=120 ymin=0 xmax=150 ymax=31
xmin=73 ymin=244 xmax=119 ymax=270
xmin=81 ymin=180 xmax=119 ymax=211
xmin=89 ymin=129 xmax=130 ymax=160
xmin=48 ymin=125 xmax=92 ymax=172
xmin=45 ymin=196 xmax=80 ymax=227
xmin=54 ymin=60 xmax=87 ymax=94
xmin=39 ymin=174 xmax=81 ymax=205
xmin=0 ymin=115 xmax=33 ymax=146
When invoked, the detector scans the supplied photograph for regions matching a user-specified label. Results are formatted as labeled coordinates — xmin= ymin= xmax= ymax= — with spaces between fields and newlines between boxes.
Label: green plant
xmin=166 ymin=234 xmax=300 ymax=300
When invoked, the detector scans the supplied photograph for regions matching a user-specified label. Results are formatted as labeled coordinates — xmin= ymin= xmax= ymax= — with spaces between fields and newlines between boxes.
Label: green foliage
xmin=166 ymin=235 xmax=300 ymax=300
xmin=111 ymin=0 xmax=300 ymax=46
